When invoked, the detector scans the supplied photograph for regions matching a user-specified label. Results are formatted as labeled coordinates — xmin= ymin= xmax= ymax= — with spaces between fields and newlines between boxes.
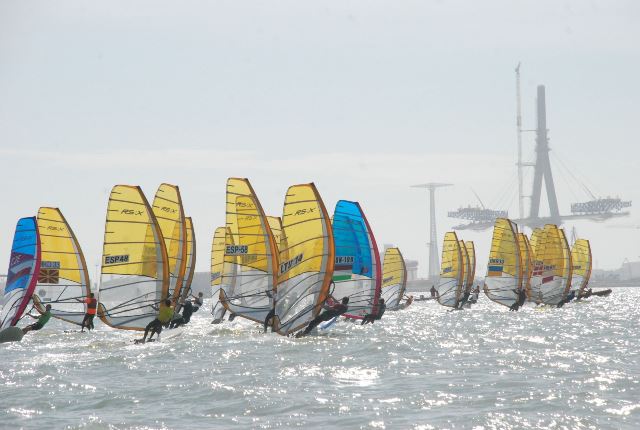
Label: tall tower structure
xmin=515 ymin=62 xmax=525 ymax=219
xmin=411 ymin=183 xmax=452 ymax=281
xmin=529 ymin=85 xmax=560 ymax=223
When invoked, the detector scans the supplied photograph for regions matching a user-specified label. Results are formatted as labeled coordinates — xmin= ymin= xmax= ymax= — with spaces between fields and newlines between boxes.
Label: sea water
xmin=1 ymin=288 xmax=639 ymax=429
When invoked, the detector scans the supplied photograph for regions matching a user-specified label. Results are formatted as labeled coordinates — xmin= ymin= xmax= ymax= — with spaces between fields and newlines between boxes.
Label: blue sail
xmin=331 ymin=200 xmax=381 ymax=318
xmin=1 ymin=217 xmax=41 ymax=329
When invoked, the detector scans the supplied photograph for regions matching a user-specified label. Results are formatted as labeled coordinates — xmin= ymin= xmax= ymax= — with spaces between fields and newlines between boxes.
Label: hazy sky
xmin=1 ymin=0 xmax=639 ymax=278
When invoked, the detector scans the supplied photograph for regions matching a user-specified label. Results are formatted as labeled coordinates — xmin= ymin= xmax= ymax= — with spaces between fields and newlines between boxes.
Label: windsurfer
xmin=430 ymin=286 xmax=437 ymax=298
xmin=296 ymin=296 xmax=349 ymax=337
xmin=517 ymin=288 xmax=527 ymax=307
xmin=263 ymin=308 xmax=276 ymax=333
xmin=557 ymin=290 xmax=576 ymax=308
xmin=470 ymin=285 xmax=480 ymax=304
xmin=398 ymin=295 xmax=413 ymax=310
xmin=509 ymin=288 xmax=527 ymax=311
xmin=457 ymin=290 xmax=471 ymax=309
xmin=79 ymin=293 xmax=97 ymax=332
xmin=22 ymin=305 xmax=52 ymax=334
xmin=362 ymin=298 xmax=386 ymax=324
xmin=137 ymin=299 xmax=173 ymax=343
xmin=169 ymin=299 xmax=194 ymax=329
xmin=191 ymin=292 xmax=204 ymax=312
xmin=580 ymin=288 xmax=593 ymax=299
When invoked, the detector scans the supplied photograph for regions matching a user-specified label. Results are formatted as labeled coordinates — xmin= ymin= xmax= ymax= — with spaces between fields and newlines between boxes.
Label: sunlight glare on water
xmin=1 ymin=288 xmax=639 ymax=429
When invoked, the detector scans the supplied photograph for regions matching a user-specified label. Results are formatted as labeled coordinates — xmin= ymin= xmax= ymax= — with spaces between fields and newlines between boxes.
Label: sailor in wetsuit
xmin=191 ymin=292 xmax=204 ymax=312
xmin=469 ymin=285 xmax=480 ymax=304
xmin=362 ymin=298 xmax=386 ymax=325
xmin=22 ymin=305 xmax=52 ymax=334
xmin=457 ymin=290 xmax=472 ymax=309
xmin=296 ymin=296 xmax=349 ymax=337
xmin=557 ymin=290 xmax=576 ymax=308
xmin=137 ymin=299 xmax=173 ymax=343
xmin=509 ymin=288 xmax=527 ymax=311
xmin=80 ymin=293 xmax=98 ymax=332
xmin=170 ymin=299 xmax=194 ymax=328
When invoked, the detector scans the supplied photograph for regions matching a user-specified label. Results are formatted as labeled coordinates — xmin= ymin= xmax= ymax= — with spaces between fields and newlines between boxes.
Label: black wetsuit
xmin=170 ymin=301 xmax=194 ymax=328
xmin=144 ymin=319 xmax=163 ymax=338
xmin=458 ymin=291 xmax=471 ymax=309
xmin=301 ymin=303 xmax=348 ymax=335
xmin=375 ymin=302 xmax=386 ymax=320
xmin=192 ymin=297 xmax=203 ymax=312
xmin=362 ymin=302 xmax=386 ymax=324
xmin=263 ymin=308 xmax=276 ymax=333
xmin=509 ymin=289 xmax=526 ymax=311
xmin=557 ymin=290 xmax=576 ymax=308
xmin=517 ymin=289 xmax=527 ymax=307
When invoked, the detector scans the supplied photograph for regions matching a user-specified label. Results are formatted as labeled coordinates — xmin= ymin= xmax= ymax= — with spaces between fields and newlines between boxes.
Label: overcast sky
xmin=1 ymin=0 xmax=638 ymax=279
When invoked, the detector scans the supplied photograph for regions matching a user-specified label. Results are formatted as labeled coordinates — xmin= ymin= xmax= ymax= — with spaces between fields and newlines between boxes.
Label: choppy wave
xmin=2 ymin=288 xmax=639 ymax=429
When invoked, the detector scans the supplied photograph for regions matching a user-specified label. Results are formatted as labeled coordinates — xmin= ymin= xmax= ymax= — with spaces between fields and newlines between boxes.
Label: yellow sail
xmin=530 ymin=228 xmax=544 ymax=254
xmin=99 ymin=185 xmax=169 ymax=330
xmin=537 ymin=225 xmax=572 ymax=305
xmin=459 ymin=240 xmax=469 ymax=293
xmin=152 ymin=183 xmax=187 ymax=304
xmin=559 ymin=228 xmax=573 ymax=296
xmin=464 ymin=241 xmax=476 ymax=292
xmin=267 ymin=216 xmax=284 ymax=251
xmin=571 ymin=239 xmax=592 ymax=296
xmin=436 ymin=232 xmax=462 ymax=307
xmin=380 ymin=248 xmax=407 ymax=309
xmin=34 ymin=207 xmax=91 ymax=325
xmin=221 ymin=178 xmax=278 ymax=324
xmin=210 ymin=226 xmax=228 ymax=321
xmin=274 ymin=183 xmax=334 ymax=335
xmin=517 ymin=233 xmax=533 ymax=298
xmin=528 ymin=228 xmax=545 ymax=303
xmin=177 ymin=217 xmax=196 ymax=304
xmin=483 ymin=218 xmax=521 ymax=308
